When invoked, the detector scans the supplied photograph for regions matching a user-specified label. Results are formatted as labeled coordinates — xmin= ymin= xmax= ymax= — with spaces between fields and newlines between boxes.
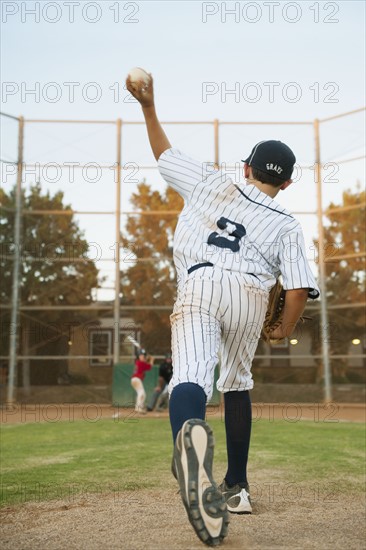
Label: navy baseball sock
xmin=169 ymin=382 xmax=206 ymax=442
xmin=224 ymin=390 xmax=252 ymax=487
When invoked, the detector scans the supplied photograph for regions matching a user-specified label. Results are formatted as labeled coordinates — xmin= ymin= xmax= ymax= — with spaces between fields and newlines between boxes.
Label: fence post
xmin=7 ymin=116 xmax=24 ymax=405
xmin=113 ymin=119 xmax=122 ymax=365
xmin=214 ymin=119 xmax=219 ymax=168
xmin=314 ymin=118 xmax=332 ymax=402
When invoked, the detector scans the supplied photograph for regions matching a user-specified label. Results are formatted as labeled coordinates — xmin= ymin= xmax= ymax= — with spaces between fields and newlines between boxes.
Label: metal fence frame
xmin=1 ymin=108 xmax=365 ymax=404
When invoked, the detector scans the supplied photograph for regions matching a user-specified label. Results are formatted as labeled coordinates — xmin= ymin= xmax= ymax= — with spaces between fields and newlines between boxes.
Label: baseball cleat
xmin=218 ymin=480 xmax=252 ymax=514
xmin=173 ymin=419 xmax=229 ymax=546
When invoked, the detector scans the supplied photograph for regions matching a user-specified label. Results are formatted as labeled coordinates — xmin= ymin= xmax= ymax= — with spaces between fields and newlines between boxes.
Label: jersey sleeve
xmin=279 ymin=228 xmax=320 ymax=299
xmin=158 ymin=148 xmax=204 ymax=201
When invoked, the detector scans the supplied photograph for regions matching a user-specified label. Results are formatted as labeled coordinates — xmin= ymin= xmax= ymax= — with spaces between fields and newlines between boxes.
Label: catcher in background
xmin=147 ymin=352 xmax=173 ymax=412
xmin=131 ymin=349 xmax=154 ymax=414
xmin=126 ymin=74 xmax=320 ymax=546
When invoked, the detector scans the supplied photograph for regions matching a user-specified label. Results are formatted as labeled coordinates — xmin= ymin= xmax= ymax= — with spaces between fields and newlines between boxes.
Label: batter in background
xmin=126 ymin=73 xmax=320 ymax=547
xmin=131 ymin=349 xmax=153 ymax=414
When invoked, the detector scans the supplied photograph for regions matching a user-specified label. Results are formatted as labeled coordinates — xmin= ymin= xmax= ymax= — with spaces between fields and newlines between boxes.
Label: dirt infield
xmin=1 ymin=478 xmax=365 ymax=549
xmin=1 ymin=402 xmax=365 ymax=424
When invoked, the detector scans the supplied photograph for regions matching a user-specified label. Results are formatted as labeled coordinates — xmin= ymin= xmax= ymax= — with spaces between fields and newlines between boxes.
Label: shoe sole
xmin=227 ymin=503 xmax=252 ymax=514
xmin=224 ymin=491 xmax=252 ymax=514
xmin=173 ymin=419 xmax=229 ymax=546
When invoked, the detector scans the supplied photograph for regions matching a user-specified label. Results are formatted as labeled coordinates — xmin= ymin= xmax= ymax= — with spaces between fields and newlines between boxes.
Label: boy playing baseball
xmin=126 ymin=74 xmax=320 ymax=546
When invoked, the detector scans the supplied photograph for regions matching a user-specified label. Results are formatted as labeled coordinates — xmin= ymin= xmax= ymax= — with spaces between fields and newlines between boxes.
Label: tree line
xmin=0 ymin=181 xmax=364 ymax=385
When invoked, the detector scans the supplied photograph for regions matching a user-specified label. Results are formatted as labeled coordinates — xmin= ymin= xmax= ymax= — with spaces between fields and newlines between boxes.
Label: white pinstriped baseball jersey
xmin=158 ymin=148 xmax=319 ymax=298
xmin=158 ymin=148 xmax=319 ymax=397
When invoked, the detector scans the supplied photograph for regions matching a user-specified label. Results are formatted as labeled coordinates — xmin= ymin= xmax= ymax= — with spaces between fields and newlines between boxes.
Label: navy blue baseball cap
xmin=242 ymin=140 xmax=296 ymax=181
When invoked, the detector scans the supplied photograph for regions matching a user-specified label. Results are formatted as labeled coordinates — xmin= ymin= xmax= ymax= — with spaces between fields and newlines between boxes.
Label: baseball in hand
xmin=128 ymin=67 xmax=151 ymax=88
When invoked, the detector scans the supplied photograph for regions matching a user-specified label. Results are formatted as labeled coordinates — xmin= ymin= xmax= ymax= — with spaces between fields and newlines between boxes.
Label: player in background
xmin=147 ymin=352 xmax=173 ymax=412
xmin=131 ymin=349 xmax=153 ymax=414
xmin=126 ymin=74 xmax=320 ymax=546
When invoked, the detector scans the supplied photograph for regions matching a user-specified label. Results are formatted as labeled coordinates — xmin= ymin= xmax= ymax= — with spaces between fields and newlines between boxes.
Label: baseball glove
xmin=261 ymin=281 xmax=311 ymax=344
xmin=261 ymin=280 xmax=286 ymax=344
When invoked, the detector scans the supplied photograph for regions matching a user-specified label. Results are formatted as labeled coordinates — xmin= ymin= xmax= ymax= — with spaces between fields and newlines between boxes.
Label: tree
xmin=0 ymin=183 xmax=100 ymax=384
xmin=120 ymin=182 xmax=183 ymax=353
xmin=122 ymin=183 xmax=365 ymax=379
xmin=312 ymin=187 xmax=365 ymax=382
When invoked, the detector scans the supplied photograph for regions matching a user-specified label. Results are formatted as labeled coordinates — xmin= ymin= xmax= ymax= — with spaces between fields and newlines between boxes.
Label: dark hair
xmin=251 ymin=166 xmax=288 ymax=187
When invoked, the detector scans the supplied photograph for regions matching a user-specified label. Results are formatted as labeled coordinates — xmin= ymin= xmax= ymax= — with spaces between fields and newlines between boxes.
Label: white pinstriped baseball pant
xmin=170 ymin=267 xmax=268 ymax=400
xmin=131 ymin=377 xmax=146 ymax=412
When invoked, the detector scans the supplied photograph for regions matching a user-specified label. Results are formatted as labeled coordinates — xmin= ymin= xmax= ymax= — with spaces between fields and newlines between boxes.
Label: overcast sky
xmin=1 ymin=1 xmax=365 ymax=298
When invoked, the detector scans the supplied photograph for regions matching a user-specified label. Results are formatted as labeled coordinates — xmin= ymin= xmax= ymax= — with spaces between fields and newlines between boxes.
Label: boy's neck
xmin=246 ymin=178 xmax=281 ymax=199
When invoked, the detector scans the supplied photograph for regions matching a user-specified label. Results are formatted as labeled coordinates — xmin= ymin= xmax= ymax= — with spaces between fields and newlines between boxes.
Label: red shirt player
xmin=131 ymin=350 xmax=153 ymax=413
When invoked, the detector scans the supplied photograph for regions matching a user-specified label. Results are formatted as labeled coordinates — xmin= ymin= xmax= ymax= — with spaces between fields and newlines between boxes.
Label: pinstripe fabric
xmin=170 ymin=268 xmax=267 ymax=399
xmin=158 ymin=148 xmax=320 ymax=398
xmin=158 ymin=148 xmax=320 ymax=297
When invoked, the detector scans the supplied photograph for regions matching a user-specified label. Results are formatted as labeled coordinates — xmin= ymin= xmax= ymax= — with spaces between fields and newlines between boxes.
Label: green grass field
xmin=1 ymin=417 xmax=364 ymax=507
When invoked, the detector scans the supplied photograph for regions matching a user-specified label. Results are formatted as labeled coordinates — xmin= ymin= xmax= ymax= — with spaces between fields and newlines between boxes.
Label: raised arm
xmin=126 ymin=74 xmax=171 ymax=161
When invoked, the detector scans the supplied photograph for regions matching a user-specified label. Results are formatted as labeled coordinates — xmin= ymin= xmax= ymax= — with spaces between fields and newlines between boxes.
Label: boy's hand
xmin=127 ymin=72 xmax=171 ymax=160
xmin=126 ymin=74 xmax=154 ymax=108
xmin=268 ymin=325 xmax=287 ymax=342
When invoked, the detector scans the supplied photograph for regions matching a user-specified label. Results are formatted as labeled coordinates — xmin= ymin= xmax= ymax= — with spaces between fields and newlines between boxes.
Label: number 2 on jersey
xmin=207 ymin=217 xmax=246 ymax=252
